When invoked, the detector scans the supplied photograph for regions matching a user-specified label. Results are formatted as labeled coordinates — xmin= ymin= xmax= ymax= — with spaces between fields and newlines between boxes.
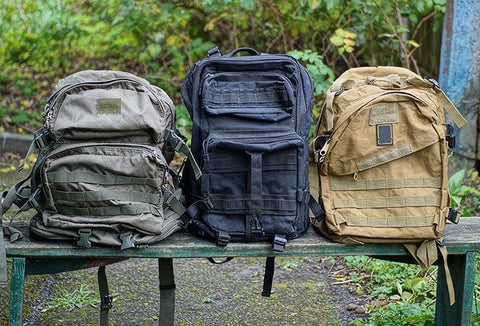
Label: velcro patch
xmin=96 ymin=98 xmax=121 ymax=115
xmin=369 ymin=102 xmax=398 ymax=125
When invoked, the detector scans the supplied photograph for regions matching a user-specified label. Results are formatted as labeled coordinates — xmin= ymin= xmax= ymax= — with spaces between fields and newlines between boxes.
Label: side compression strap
xmin=98 ymin=265 xmax=113 ymax=326
xmin=166 ymin=129 xmax=202 ymax=180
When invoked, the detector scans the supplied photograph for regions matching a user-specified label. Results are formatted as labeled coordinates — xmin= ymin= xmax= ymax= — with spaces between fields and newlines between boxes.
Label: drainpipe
xmin=439 ymin=0 xmax=480 ymax=172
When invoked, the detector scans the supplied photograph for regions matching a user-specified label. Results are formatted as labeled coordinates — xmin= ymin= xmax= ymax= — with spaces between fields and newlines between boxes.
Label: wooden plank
xmin=4 ymin=217 xmax=480 ymax=259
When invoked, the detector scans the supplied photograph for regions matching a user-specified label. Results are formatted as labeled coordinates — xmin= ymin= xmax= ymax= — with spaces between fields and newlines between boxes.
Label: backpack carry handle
xmin=226 ymin=47 xmax=261 ymax=57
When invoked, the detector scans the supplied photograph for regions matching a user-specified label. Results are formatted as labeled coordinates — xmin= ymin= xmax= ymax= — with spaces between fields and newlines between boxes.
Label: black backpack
xmin=181 ymin=47 xmax=314 ymax=251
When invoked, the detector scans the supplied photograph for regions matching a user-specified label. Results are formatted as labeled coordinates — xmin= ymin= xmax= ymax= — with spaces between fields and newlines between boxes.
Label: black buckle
xmin=33 ymin=129 xmax=50 ymax=149
xmin=217 ymin=231 xmax=230 ymax=247
xmin=273 ymin=235 xmax=287 ymax=252
xmin=250 ymin=217 xmax=263 ymax=235
xmin=100 ymin=295 xmax=114 ymax=311
xmin=207 ymin=46 xmax=222 ymax=57
xmin=447 ymin=208 xmax=460 ymax=224
xmin=444 ymin=123 xmax=456 ymax=149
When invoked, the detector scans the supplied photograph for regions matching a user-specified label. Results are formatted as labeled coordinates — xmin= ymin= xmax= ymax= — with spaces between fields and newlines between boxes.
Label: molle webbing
xmin=334 ymin=214 xmax=438 ymax=228
xmin=332 ymin=196 xmax=440 ymax=209
xmin=209 ymin=194 xmax=297 ymax=214
xmin=51 ymin=189 xmax=161 ymax=205
xmin=47 ymin=171 xmax=164 ymax=188
xmin=329 ymin=177 xmax=442 ymax=191
xmin=55 ymin=203 xmax=161 ymax=216
xmin=356 ymin=144 xmax=413 ymax=171
xmin=205 ymin=86 xmax=291 ymax=106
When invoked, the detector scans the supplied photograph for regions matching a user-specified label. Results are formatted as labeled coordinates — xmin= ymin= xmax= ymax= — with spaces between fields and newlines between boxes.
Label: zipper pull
xmin=314 ymin=139 xmax=330 ymax=163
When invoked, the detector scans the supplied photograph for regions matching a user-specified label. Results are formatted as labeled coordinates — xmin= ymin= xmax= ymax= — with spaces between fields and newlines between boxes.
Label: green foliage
xmin=449 ymin=169 xmax=480 ymax=216
xmin=344 ymin=256 xmax=436 ymax=325
xmin=0 ymin=0 xmax=445 ymax=97
xmin=41 ymin=284 xmax=98 ymax=312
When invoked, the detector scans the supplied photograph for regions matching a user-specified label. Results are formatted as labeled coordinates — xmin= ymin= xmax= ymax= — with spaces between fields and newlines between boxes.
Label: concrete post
xmin=439 ymin=0 xmax=480 ymax=172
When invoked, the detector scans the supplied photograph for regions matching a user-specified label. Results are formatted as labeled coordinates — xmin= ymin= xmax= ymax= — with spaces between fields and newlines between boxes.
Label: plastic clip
xmin=273 ymin=235 xmax=287 ymax=252
xmin=76 ymin=229 xmax=92 ymax=248
xmin=120 ymin=231 xmax=135 ymax=250
xmin=447 ymin=208 xmax=460 ymax=224
xmin=100 ymin=295 xmax=114 ymax=311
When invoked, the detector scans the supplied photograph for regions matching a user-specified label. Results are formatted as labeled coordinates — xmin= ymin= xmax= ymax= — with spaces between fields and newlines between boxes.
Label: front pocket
xmin=40 ymin=143 xmax=167 ymax=216
xmin=202 ymin=72 xmax=295 ymax=126
xmin=201 ymin=132 xmax=308 ymax=239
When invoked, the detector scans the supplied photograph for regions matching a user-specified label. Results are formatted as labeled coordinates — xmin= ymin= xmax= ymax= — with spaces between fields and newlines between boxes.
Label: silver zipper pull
xmin=314 ymin=139 xmax=330 ymax=163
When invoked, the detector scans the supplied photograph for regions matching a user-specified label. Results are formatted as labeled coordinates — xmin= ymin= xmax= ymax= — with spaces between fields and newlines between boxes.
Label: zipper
xmin=44 ymin=78 xmax=162 ymax=131
xmin=44 ymin=142 xmax=167 ymax=167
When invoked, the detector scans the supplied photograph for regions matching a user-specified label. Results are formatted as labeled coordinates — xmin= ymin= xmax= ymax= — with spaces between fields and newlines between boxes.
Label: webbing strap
xmin=247 ymin=151 xmax=263 ymax=237
xmin=47 ymin=171 xmax=163 ymax=188
xmin=335 ymin=214 xmax=436 ymax=228
xmin=51 ymin=189 xmax=161 ymax=205
xmin=356 ymin=144 xmax=413 ymax=171
xmin=206 ymin=87 xmax=291 ymax=105
xmin=438 ymin=244 xmax=456 ymax=305
xmin=98 ymin=265 xmax=113 ymax=326
xmin=166 ymin=130 xmax=202 ymax=180
xmin=406 ymin=77 xmax=466 ymax=128
xmin=403 ymin=240 xmax=455 ymax=305
xmin=262 ymin=257 xmax=275 ymax=297
xmin=158 ymin=258 xmax=175 ymax=326
xmin=330 ymin=177 xmax=442 ymax=191
xmin=56 ymin=203 xmax=161 ymax=216
xmin=209 ymin=195 xmax=297 ymax=213
xmin=333 ymin=196 xmax=440 ymax=209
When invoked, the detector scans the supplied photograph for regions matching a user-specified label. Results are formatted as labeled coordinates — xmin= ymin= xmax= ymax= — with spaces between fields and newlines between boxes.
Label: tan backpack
xmin=310 ymin=66 xmax=466 ymax=304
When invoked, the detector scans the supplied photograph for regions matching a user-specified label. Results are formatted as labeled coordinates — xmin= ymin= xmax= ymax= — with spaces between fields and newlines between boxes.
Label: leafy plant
xmin=343 ymin=256 xmax=436 ymax=325
xmin=449 ymin=169 xmax=480 ymax=216
xmin=41 ymin=284 xmax=98 ymax=312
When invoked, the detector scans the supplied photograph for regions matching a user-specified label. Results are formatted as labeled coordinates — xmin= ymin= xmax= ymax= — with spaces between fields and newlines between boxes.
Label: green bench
xmin=5 ymin=217 xmax=480 ymax=326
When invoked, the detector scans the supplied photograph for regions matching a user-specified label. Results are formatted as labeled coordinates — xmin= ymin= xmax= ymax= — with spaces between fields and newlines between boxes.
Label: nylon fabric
xmin=181 ymin=47 xmax=313 ymax=247
xmin=3 ymin=70 xmax=195 ymax=254
xmin=311 ymin=66 xmax=465 ymax=305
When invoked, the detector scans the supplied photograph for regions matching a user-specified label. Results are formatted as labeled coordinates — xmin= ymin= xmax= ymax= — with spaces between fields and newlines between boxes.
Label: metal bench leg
xmin=435 ymin=251 xmax=476 ymax=326
xmin=158 ymin=258 xmax=175 ymax=326
xmin=9 ymin=258 xmax=26 ymax=326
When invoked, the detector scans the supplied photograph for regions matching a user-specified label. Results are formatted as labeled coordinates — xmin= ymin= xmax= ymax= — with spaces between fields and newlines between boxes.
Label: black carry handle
xmin=226 ymin=47 xmax=261 ymax=57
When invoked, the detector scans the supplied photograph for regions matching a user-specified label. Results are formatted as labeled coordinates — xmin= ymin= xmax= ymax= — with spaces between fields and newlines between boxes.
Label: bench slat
xmin=5 ymin=217 xmax=479 ymax=259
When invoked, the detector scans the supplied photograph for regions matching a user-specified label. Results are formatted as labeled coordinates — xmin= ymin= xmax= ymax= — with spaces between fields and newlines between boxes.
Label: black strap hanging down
xmin=98 ymin=266 xmax=113 ymax=326
xmin=262 ymin=256 xmax=276 ymax=297
xmin=158 ymin=258 xmax=176 ymax=326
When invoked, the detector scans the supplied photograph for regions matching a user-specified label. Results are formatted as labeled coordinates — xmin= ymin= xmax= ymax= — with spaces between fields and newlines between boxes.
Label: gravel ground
xmin=1 ymin=147 xmax=367 ymax=325
xmin=0 ymin=256 xmax=367 ymax=325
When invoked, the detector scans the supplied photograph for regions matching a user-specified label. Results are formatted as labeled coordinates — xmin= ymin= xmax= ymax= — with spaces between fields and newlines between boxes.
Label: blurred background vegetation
xmin=0 ymin=0 xmax=446 ymax=135
xmin=5 ymin=1 xmax=480 ymax=324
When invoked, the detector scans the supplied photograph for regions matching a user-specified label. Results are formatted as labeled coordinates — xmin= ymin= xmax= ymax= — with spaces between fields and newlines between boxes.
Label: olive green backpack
xmin=0 ymin=70 xmax=200 ymax=281
xmin=310 ymin=66 xmax=466 ymax=304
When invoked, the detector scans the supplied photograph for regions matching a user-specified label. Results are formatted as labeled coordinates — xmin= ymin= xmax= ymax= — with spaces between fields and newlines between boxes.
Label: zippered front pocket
xmin=45 ymin=78 xmax=174 ymax=142
xmin=201 ymin=132 xmax=309 ymax=240
xmin=39 ymin=143 xmax=168 ymax=216
xmin=201 ymin=72 xmax=296 ymax=131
